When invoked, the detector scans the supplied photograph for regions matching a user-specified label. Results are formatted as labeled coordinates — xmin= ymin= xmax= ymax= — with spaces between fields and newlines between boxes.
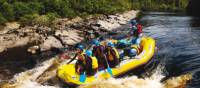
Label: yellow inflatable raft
xmin=57 ymin=37 xmax=156 ymax=85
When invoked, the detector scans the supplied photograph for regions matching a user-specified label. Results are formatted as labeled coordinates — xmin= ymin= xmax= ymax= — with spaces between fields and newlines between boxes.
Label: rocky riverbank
xmin=0 ymin=10 xmax=139 ymax=54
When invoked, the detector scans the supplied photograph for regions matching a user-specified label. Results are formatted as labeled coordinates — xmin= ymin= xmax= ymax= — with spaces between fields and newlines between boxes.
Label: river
xmin=141 ymin=12 xmax=200 ymax=88
xmin=1 ymin=12 xmax=200 ymax=88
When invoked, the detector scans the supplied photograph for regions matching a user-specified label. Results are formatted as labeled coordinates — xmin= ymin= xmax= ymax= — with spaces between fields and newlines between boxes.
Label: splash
xmin=79 ymin=76 xmax=163 ymax=88
xmin=79 ymin=65 xmax=165 ymax=88
xmin=0 ymin=56 xmax=192 ymax=88
xmin=79 ymin=65 xmax=192 ymax=88
xmin=1 ymin=56 xmax=62 ymax=88
xmin=163 ymin=74 xmax=192 ymax=88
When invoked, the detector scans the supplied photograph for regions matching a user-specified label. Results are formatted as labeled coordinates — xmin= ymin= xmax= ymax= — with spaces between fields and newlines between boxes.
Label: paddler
xmin=129 ymin=18 xmax=138 ymax=36
xmin=105 ymin=41 xmax=120 ymax=68
xmin=119 ymin=45 xmax=140 ymax=60
xmin=116 ymin=39 xmax=131 ymax=49
xmin=129 ymin=18 xmax=143 ymax=47
xmin=75 ymin=50 xmax=98 ymax=76
xmin=67 ymin=44 xmax=85 ymax=64
xmin=92 ymin=39 xmax=107 ymax=70
xmin=135 ymin=22 xmax=143 ymax=37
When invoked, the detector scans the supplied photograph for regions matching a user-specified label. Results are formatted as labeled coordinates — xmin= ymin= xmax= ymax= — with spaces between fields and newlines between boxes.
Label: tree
xmin=0 ymin=12 xmax=7 ymax=24
xmin=13 ymin=2 xmax=33 ymax=19
xmin=0 ymin=2 xmax=14 ymax=21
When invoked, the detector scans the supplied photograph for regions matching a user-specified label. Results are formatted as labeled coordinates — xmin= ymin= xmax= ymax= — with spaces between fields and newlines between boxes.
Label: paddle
xmin=67 ymin=44 xmax=93 ymax=64
xmin=103 ymin=54 xmax=113 ymax=76
xmin=79 ymin=72 xmax=86 ymax=83
xmin=67 ymin=53 xmax=78 ymax=64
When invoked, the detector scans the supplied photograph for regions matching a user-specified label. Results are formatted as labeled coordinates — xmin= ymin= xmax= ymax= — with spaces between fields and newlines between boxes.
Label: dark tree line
xmin=0 ymin=0 xmax=189 ymax=25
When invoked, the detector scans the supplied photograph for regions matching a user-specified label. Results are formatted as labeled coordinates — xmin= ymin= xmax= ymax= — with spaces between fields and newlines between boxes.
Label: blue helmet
xmin=77 ymin=45 xmax=84 ymax=50
xmin=107 ymin=41 xmax=114 ymax=47
xmin=130 ymin=19 xmax=137 ymax=25
xmin=85 ymin=50 xmax=92 ymax=56
xmin=92 ymin=39 xmax=100 ymax=46
xmin=131 ymin=38 xmax=137 ymax=44
xmin=129 ymin=49 xmax=137 ymax=56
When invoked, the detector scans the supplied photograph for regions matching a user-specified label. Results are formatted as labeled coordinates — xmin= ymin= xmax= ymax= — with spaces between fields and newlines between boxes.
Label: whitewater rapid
xmin=1 ymin=55 xmax=192 ymax=88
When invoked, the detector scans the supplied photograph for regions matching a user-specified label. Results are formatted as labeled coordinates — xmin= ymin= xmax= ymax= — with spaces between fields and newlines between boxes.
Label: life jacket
xmin=106 ymin=47 xmax=119 ymax=61
xmin=83 ymin=54 xmax=92 ymax=68
xmin=77 ymin=50 xmax=86 ymax=61
xmin=91 ymin=56 xmax=98 ymax=69
xmin=80 ymin=54 xmax=98 ymax=70
xmin=92 ymin=45 xmax=105 ymax=58
xmin=136 ymin=24 xmax=142 ymax=34
xmin=75 ymin=54 xmax=85 ymax=74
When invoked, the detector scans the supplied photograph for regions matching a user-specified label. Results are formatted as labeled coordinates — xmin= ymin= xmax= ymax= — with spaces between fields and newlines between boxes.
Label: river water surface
xmin=141 ymin=12 xmax=200 ymax=88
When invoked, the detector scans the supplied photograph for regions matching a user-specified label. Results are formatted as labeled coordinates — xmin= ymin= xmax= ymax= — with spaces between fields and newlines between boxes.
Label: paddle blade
xmin=107 ymin=67 xmax=113 ymax=76
xmin=79 ymin=74 xmax=86 ymax=83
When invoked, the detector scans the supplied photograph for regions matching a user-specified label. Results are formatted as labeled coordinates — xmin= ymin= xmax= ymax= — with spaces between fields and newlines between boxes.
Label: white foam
xmin=7 ymin=56 xmax=61 ymax=88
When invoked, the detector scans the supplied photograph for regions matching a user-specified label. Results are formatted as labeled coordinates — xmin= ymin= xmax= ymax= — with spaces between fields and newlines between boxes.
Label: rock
xmin=0 ymin=22 xmax=20 ymax=34
xmin=71 ymin=17 xmax=83 ymax=23
xmin=90 ymin=25 xmax=100 ymax=31
xmin=55 ymin=30 xmax=68 ymax=37
xmin=27 ymin=45 xmax=40 ymax=54
xmin=94 ymin=10 xmax=139 ymax=31
xmin=118 ymin=21 xmax=127 ymax=25
xmin=0 ymin=47 xmax=5 ymax=53
xmin=40 ymin=36 xmax=63 ymax=51
xmin=97 ymin=20 xmax=120 ymax=31
xmin=59 ymin=30 xmax=84 ymax=45
xmin=5 ymin=22 xmax=20 ymax=30
xmin=70 ymin=23 xmax=83 ymax=29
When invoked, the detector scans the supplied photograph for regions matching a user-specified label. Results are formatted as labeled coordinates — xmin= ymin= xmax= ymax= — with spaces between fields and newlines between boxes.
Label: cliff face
xmin=187 ymin=0 xmax=200 ymax=17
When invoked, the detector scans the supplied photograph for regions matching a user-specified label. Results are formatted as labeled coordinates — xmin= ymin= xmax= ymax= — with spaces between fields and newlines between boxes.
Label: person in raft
xmin=129 ymin=18 xmax=137 ymax=36
xmin=119 ymin=40 xmax=140 ymax=60
xmin=92 ymin=39 xmax=107 ymax=70
xmin=116 ymin=39 xmax=131 ymax=49
xmin=129 ymin=18 xmax=143 ymax=47
xmin=75 ymin=50 xmax=98 ymax=76
xmin=67 ymin=44 xmax=85 ymax=64
xmin=105 ymin=41 xmax=120 ymax=68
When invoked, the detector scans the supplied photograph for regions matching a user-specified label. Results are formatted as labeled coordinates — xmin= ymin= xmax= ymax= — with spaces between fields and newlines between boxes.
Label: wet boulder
xmin=40 ymin=36 xmax=63 ymax=51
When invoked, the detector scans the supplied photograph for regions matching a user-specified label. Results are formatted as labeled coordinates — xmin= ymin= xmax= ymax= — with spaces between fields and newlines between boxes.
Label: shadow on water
xmin=0 ymin=43 xmax=63 ymax=81
xmin=190 ymin=17 xmax=200 ymax=27
xmin=0 ymin=43 xmax=37 ymax=80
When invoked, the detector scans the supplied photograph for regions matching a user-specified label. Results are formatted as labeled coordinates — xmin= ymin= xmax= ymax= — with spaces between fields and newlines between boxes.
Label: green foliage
xmin=0 ymin=0 xmax=189 ymax=25
xmin=13 ymin=2 xmax=34 ymax=19
xmin=0 ymin=2 xmax=14 ymax=21
xmin=19 ymin=12 xmax=58 ymax=26
xmin=0 ymin=13 xmax=7 ymax=24
xmin=19 ymin=13 xmax=39 ymax=25
xmin=131 ymin=0 xmax=189 ymax=12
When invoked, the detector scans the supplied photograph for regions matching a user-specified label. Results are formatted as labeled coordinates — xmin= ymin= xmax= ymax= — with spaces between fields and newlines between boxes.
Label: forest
xmin=0 ymin=0 xmax=188 ymax=25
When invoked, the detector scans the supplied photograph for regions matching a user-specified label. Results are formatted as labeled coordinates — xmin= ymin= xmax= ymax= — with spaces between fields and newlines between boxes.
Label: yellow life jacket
xmin=81 ymin=49 xmax=86 ymax=55
xmin=107 ymin=47 xmax=119 ymax=61
xmin=113 ymin=48 xmax=120 ymax=58
xmin=77 ymin=49 xmax=86 ymax=64
xmin=91 ymin=56 xmax=98 ymax=69
xmin=80 ymin=53 xmax=98 ymax=70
